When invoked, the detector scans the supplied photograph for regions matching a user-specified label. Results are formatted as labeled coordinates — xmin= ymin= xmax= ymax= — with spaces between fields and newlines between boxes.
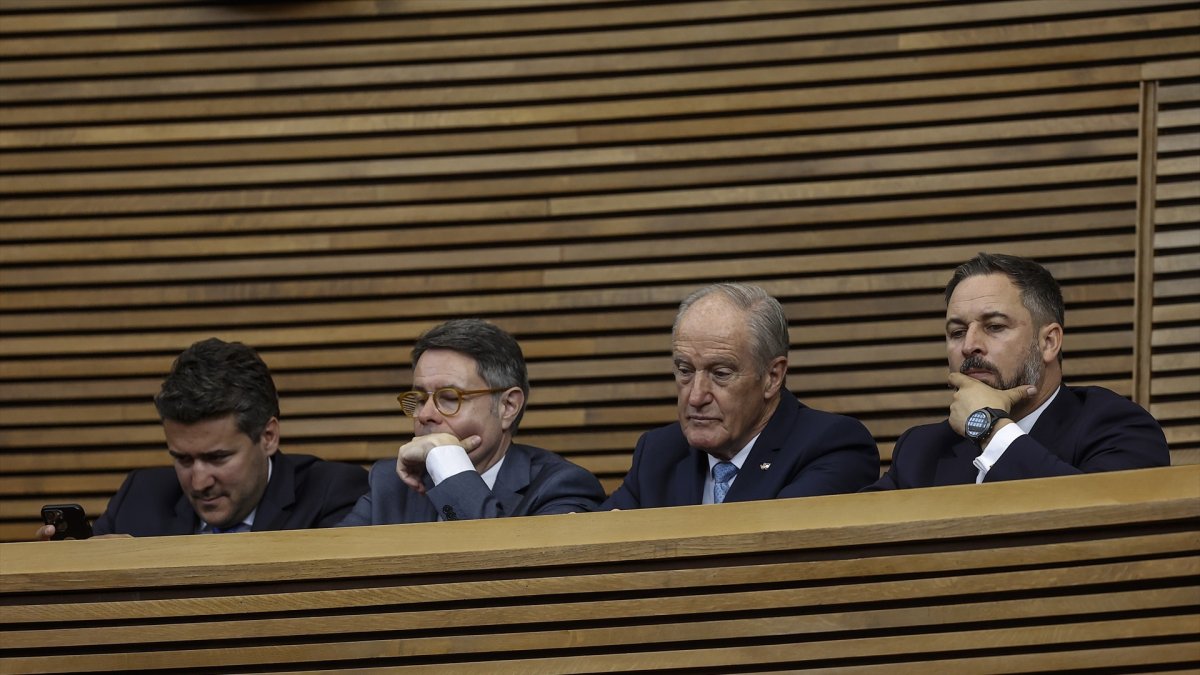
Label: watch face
xmin=965 ymin=409 xmax=990 ymax=438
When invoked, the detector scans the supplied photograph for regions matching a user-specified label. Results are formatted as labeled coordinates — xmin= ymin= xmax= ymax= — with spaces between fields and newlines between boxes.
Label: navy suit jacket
xmin=92 ymin=451 xmax=368 ymax=536
xmin=337 ymin=442 xmax=605 ymax=525
xmin=602 ymin=389 xmax=880 ymax=509
xmin=865 ymin=385 xmax=1170 ymax=490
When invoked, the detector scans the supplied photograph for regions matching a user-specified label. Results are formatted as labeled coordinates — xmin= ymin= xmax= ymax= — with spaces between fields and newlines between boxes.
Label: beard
xmin=960 ymin=339 xmax=1044 ymax=391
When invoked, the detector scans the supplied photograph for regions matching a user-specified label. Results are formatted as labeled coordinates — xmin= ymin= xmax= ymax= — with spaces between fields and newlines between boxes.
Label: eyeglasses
xmin=397 ymin=387 xmax=508 ymax=418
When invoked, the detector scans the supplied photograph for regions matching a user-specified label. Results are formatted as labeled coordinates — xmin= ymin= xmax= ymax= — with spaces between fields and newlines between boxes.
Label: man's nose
xmin=963 ymin=324 xmax=986 ymax=355
xmin=190 ymin=463 xmax=215 ymax=492
xmin=687 ymin=373 xmax=713 ymax=406
xmin=416 ymin=395 xmax=441 ymax=423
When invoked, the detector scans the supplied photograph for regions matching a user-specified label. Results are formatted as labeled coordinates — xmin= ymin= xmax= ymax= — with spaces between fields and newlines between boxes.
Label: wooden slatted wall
xmin=1151 ymin=76 xmax=1200 ymax=463
xmin=0 ymin=0 xmax=1197 ymax=542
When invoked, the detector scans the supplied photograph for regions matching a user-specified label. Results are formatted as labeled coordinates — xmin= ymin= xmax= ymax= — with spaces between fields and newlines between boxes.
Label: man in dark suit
xmin=865 ymin=253 xmax=1169 ymax=491
xmin=37 ymin=338 xmax=367 ymax=538
xmin=602 ymin=283 xmax=879 ymax=510
xmin=338 ymin=319 xmax=604 ymax=525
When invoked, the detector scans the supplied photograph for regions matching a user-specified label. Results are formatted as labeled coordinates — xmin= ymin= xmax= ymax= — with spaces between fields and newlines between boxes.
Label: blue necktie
xmin=713 ymin=461 xmax=738 ymax=504
xmin=210 ymin=523 xmax=249 ymax=534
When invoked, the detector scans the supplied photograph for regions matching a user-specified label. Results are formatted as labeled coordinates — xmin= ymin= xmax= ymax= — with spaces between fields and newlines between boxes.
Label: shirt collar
xmin=706 ymin=434 xmax=758 ymax=472
xmin=480 ymin=453 xmax=505 ymax=490
xmin=1016 ymin=385 xmax=1059 ymax=433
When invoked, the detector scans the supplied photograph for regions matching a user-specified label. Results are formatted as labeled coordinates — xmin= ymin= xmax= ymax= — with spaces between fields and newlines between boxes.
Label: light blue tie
xmin=713 ymin=461 xmax=738 ymax=504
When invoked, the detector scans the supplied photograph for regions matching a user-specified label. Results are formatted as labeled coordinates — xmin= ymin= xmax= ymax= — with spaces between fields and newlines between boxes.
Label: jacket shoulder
xmin=281 ymin=452 xmax=368 ymax=480
xmin=516 ymin=443 xmax=593 ymax=474
xmin=120 ymin=466 xmax=185 ymax=500
xmin=792 ymin=404 xmax=871 ymax=434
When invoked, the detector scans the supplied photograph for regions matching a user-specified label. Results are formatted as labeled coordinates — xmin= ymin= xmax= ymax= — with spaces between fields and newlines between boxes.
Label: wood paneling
xmin=0 ymin=466 xmax=1196 ymax=672
xmin=1 ymin=0 xmax=1197 ymax=541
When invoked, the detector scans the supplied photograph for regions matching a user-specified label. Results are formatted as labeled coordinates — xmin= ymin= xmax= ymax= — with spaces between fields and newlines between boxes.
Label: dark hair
xmin=674 ymin=282 xmax=790 ymax=374
xmin=946 ymin=252 xmax=1065 ymax=361
xmin=154 ymin=338 xmax=280 ymax=440
xmin=412 ymin=319 xmax=530 ymax=431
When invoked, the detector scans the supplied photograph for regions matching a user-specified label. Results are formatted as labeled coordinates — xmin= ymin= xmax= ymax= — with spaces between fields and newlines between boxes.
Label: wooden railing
xmin=1 ymin=465 xmax=1196 ymax=673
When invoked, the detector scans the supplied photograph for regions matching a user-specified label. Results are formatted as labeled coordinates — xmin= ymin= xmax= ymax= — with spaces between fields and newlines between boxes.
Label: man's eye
xmin=712 ymin=369 xmax=734 ymax=381
xmin=948 ymin=329 xmax=965 ymax=339
xmin=987 ymin=324 xmax=1005 ymax=332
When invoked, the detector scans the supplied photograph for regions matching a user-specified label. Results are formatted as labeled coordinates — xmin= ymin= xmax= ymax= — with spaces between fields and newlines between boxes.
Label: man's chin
xmin=962 ymin=372 xmax=1002 ymax=388
xmin=191 ymin=498 xmax=230 ymax=521
xmin=683 ymin=431 xmax=726 ymax=453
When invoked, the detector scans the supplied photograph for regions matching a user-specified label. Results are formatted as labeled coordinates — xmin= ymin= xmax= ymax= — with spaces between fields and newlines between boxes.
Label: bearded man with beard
xmin=864 ymin=253 xmax=1169 ymax=491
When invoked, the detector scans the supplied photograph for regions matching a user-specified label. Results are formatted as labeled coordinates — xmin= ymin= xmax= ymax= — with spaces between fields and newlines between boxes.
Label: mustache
xmin=960 ymin=355 xmax=998 ymax=375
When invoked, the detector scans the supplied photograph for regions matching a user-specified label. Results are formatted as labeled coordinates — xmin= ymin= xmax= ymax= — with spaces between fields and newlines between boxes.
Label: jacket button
xmin=442 ymin=505 xmax=458 ymax=521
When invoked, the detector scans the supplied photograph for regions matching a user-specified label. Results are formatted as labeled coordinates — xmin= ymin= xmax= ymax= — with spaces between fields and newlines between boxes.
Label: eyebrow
xmin=946 ymin=311 xmax=1012 ymax=331
xmin=169 ymin=449 xmax=230 ymax=461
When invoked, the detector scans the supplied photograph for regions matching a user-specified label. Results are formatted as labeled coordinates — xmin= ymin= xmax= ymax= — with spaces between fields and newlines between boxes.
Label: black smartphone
xmin=41 ymin=503 xmax=93 ymax=540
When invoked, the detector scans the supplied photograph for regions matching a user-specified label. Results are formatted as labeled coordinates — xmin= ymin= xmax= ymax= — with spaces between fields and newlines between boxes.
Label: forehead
xmin=947 ymin=273 xmax=1027 ymax=319
xmin=163 ymin=414 xmax=247 ymax=455
xmin=412 ymin=348 xmax=483 ymax=386
xmin=674 ymin=296 xmax=753 ymax=360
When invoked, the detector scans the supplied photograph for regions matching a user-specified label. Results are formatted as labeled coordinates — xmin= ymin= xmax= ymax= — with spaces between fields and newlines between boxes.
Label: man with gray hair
xmin=602 ymin=283 xmax=879 ymax=509
xmin=339 ymin=318 xmax=605 ymax=524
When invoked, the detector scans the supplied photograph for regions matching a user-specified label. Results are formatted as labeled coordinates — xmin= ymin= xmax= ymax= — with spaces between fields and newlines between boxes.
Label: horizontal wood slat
xmin=1 ymin=0 xmax=1195 ymax=544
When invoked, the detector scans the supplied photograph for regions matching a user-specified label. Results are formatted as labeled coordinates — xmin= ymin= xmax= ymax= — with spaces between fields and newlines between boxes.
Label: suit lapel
xmin=725 ymin=389 xmax=799 ymax=502
xmin=681 ymin=448 xmax=707 ymax=505
xmin=1028 ymin=385 xmax=1077 ymax=450
xmin=170 ymin=493 xmax=199 ymax=535
xmin=491 ymin=443 xmax=532 ymax=514
xmin=934 ymin=432 xmax=981 ymax=486
xmin=251 ymin=453 xmax=293 ymax=532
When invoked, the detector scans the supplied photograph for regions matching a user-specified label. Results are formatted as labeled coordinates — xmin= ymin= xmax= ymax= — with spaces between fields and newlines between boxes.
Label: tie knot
xmin=713 ymin=461 xmax=738 ymax=484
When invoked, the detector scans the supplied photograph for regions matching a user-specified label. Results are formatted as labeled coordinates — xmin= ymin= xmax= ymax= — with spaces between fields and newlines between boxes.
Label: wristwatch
xmin=964 ymin=407 xmax=1010 ymax=445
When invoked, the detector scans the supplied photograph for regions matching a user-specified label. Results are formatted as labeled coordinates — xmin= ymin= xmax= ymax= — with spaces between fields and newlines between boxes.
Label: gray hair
xmin=673 ymin=282 xmax=790 ymax=374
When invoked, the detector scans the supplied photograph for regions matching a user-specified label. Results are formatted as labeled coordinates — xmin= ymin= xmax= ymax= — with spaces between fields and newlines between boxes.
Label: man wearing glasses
xmin=338 ymin=319 xmax=605 ymax=524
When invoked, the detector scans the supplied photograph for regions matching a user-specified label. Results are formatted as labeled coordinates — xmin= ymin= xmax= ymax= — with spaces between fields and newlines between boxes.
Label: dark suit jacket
xmin=601 ymin=389 xmax=880 ymax=509
xmin=337 ymin=442 xmax=605 ymax=525
xmin=865 ymin=385 xmax=1170 ymax=490
xmin=92 ymin=451 xmax=368 ymax=536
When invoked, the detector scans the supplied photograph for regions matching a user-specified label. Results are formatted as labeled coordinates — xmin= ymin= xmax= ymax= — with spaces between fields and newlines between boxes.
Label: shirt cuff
xmin=971 ymin=422 xmax=1024 ymax=483
xmin=426 ymin=444 xmax=475 ymax=486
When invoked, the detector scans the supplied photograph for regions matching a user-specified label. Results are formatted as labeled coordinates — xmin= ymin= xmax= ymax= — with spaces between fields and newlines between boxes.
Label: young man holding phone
xmin=36 ymin=338 xmax=367 ymax=539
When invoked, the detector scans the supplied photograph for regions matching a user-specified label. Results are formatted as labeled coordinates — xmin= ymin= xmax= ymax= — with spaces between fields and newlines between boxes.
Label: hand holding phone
xmin=40 ymin=504 xmax=93 ymax=541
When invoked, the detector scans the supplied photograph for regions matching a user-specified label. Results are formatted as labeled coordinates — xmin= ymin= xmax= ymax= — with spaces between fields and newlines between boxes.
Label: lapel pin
xmin=759 ymin=462 xmax=771 ymax=470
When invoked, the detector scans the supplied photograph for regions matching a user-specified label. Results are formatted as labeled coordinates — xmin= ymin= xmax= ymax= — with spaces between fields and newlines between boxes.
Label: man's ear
xmin=1039 ymin=322 xmax=1063 ymax=364
xmin=259 ymin=417 xmax=281 ymax=456
xmin=763 ymin=356 xmax=788 ymax=399
xmin=498 ymin=387 xmax=525 ymax=432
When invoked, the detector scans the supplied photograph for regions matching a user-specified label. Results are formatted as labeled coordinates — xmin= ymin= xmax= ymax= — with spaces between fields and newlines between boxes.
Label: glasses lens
xmin=434 ymin=388 xmax=462 ymax=416
xmin=398 ymin=392 xmax=425 ymax=417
